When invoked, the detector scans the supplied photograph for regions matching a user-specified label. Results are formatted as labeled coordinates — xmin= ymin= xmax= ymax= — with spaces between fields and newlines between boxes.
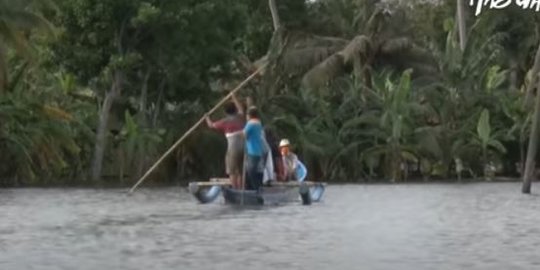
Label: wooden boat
xmin=188 ymin=160 xmax=325 ymax=206
xmin=223 ymin=184 xmax=310 ymax=206
xmin=188 ymin=179 xmax=326 ymax=206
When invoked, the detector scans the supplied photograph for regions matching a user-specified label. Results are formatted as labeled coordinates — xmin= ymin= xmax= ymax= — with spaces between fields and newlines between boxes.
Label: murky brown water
xmin=1 ymin=183 xmax=540 ymax=270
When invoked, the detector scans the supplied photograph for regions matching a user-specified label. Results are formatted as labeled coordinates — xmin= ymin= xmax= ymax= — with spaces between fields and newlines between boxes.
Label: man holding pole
xmin=128 ymin=63 xmax=267 ymax=194
xmin=205 ymin=94 xmax=245 ymax=189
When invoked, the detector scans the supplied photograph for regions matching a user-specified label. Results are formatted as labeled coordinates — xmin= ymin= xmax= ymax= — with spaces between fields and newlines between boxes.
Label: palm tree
xmin=304 ymin=9 xmax=435 ymax=90
xmin=410 ymin=18 xmax=511 ymax=178
xmin=252 ymin=0 xmax=436 ymax=103
xmin=263 ymin=74 xmax=374 ymax=181
xmin=0 ymin=0 xmax=54 ymax=93
xmin=470 ymin=7 xmax=540 ymax=94
xmin=269 ymin=69 xmax=426 ymax=182
xmin=0 ymin=91 xmax=80 ymax=183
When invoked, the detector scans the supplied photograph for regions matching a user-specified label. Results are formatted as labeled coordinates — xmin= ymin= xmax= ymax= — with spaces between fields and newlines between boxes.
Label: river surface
xmin=1 ymin=183 xmax=540 ymax=270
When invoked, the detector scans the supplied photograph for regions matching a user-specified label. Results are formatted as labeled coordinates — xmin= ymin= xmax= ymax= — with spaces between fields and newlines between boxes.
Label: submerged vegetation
xmin=1 ymin=0 xmax=540 ymax=188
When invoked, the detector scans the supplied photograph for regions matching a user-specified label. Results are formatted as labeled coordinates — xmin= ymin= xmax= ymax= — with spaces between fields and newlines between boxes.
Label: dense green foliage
xmin=0 ymin=0 xmax=539 ymax=186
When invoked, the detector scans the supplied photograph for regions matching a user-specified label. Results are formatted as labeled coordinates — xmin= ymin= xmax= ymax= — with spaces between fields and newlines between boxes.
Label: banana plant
xmin=118 ymin=110 xmax=163 ymax=181
xmin=358 ymin=69 xmax=421 ymax=182
xmin=468 ymin=109 xmax=507 ymax=179
xmin=414 ymin=15 xmax=508 ymax=179
xmin=501 ymin=91 xmax=530 ymax=175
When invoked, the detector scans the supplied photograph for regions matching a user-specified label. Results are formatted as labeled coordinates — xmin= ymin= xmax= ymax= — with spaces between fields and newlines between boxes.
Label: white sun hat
xmin=279 ymin=139 xmax=291 ymax=147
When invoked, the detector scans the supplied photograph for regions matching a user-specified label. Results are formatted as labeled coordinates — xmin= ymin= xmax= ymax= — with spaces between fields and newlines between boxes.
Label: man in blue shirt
xmin=243 ymin=106 xmax=264 ymax=190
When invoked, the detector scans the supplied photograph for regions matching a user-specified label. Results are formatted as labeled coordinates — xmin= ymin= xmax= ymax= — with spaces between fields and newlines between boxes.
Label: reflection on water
xmin=1 ymin=183 xmax=540 ymax=270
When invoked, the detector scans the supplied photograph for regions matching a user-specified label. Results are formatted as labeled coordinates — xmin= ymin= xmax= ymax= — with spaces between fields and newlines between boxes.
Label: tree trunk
xmin=524 ymin=45 xmax=540 ymax=108
xmin=258 ymin=0 xmax=287 ymax=103
xmin=90 ymin=71 xmax=122 ymax=182
xmin=520 ymin=127 xmax=527 ymax=176
xmin=259 ymin=27 xmax=287 ymax=100
xmin=456 ymin=0 xmax=467 ymax=51
xmin=522 ymin=76 xmax=540 ymax=194
xmin=269 ymin=0 xmax=281 ymax=31
xmin=139 ymin=70 xmax=150 ymax=119
xmin=90 ymin=91 xmax=114 ymax=182
xmin=0 ymin=45 xmax=7 ymax=94
xmin=152 ymin=79 xmax=166 ymax=128
xmin=119 ymin=148 xmax=124 ymax=183
xmin=509 ymin=58 xmax=519 ymax=92
xmin=134 ymin=70 xmax=151 ymax=180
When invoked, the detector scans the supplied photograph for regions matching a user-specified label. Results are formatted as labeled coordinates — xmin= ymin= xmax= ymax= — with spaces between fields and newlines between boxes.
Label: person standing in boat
xmin=279 ymin=139 xmax=299 ymax=181
xmin=205 ymin=93 xmax=245 ymax=189
xmin=243 ymin=106 xmax=265 ymax=190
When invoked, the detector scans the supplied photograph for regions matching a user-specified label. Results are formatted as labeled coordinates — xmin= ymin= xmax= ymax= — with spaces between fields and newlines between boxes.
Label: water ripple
xmin=1 ymin=183 xmax=540 ymax=269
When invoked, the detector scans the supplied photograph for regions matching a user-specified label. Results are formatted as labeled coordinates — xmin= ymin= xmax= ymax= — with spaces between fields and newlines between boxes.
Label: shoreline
xmin=0 ymin=176 xmax=530 ymax=189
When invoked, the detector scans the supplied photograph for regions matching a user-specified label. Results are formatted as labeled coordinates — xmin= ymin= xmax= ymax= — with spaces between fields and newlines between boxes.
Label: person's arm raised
xmin=246 ymin=96 xmax=254 ymax=109
xmin=205 ymin=114 xmax=214 ymax=128
xmin=232 ymin=93 xmax=244 ymax=115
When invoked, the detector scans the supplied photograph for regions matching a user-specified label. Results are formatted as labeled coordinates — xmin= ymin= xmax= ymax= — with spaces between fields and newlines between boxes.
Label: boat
xmin=188 ymin=161 xmax=326 ymax=206
xmin=189 ymin=180 xmax=326 ymax=206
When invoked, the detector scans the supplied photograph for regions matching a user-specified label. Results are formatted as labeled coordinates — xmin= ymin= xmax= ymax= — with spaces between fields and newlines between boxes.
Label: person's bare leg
xmin=228 ymin=175 xmax=235 ymax=188
xmin=231 ymin=174 xmax=240 ymax=189
xmin=230 ymin=174 xmax=236 ymax=189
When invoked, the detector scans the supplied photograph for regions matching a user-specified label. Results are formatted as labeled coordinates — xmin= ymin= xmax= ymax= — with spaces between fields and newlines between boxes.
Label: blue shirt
xmin=244 ymin=120 xmax=263 ymax=156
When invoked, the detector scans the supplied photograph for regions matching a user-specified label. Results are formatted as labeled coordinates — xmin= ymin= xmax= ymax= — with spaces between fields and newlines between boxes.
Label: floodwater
xmin=1 ymin=183 xmax=540 ymax=270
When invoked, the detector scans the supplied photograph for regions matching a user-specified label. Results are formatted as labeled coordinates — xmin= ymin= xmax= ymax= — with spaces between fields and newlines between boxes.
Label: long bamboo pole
xmin=242 ymin=153 xmax=247 ymax=191
xmin=128 ymin=62 xmax=267 ymax=194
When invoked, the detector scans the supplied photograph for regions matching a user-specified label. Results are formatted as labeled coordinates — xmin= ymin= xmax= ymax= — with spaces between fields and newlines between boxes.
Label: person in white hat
xmin=279 ymin=139 xmax=298 ymax=181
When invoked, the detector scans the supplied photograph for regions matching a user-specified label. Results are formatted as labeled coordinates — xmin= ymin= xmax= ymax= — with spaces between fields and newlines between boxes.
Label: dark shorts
xmin=245 ymin=155 xmax=264 ymax=190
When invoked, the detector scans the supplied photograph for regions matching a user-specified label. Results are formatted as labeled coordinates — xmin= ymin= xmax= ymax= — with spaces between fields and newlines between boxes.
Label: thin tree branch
xmin=269 ymin=0 xmax=281 ymax=31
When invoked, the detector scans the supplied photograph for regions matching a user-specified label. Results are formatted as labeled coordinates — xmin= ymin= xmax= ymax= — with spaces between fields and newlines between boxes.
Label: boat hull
xmin=222 ymin=186 xmax=302 ymax=206
xmin=188 ymin=180 xmax=326 ymax=205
